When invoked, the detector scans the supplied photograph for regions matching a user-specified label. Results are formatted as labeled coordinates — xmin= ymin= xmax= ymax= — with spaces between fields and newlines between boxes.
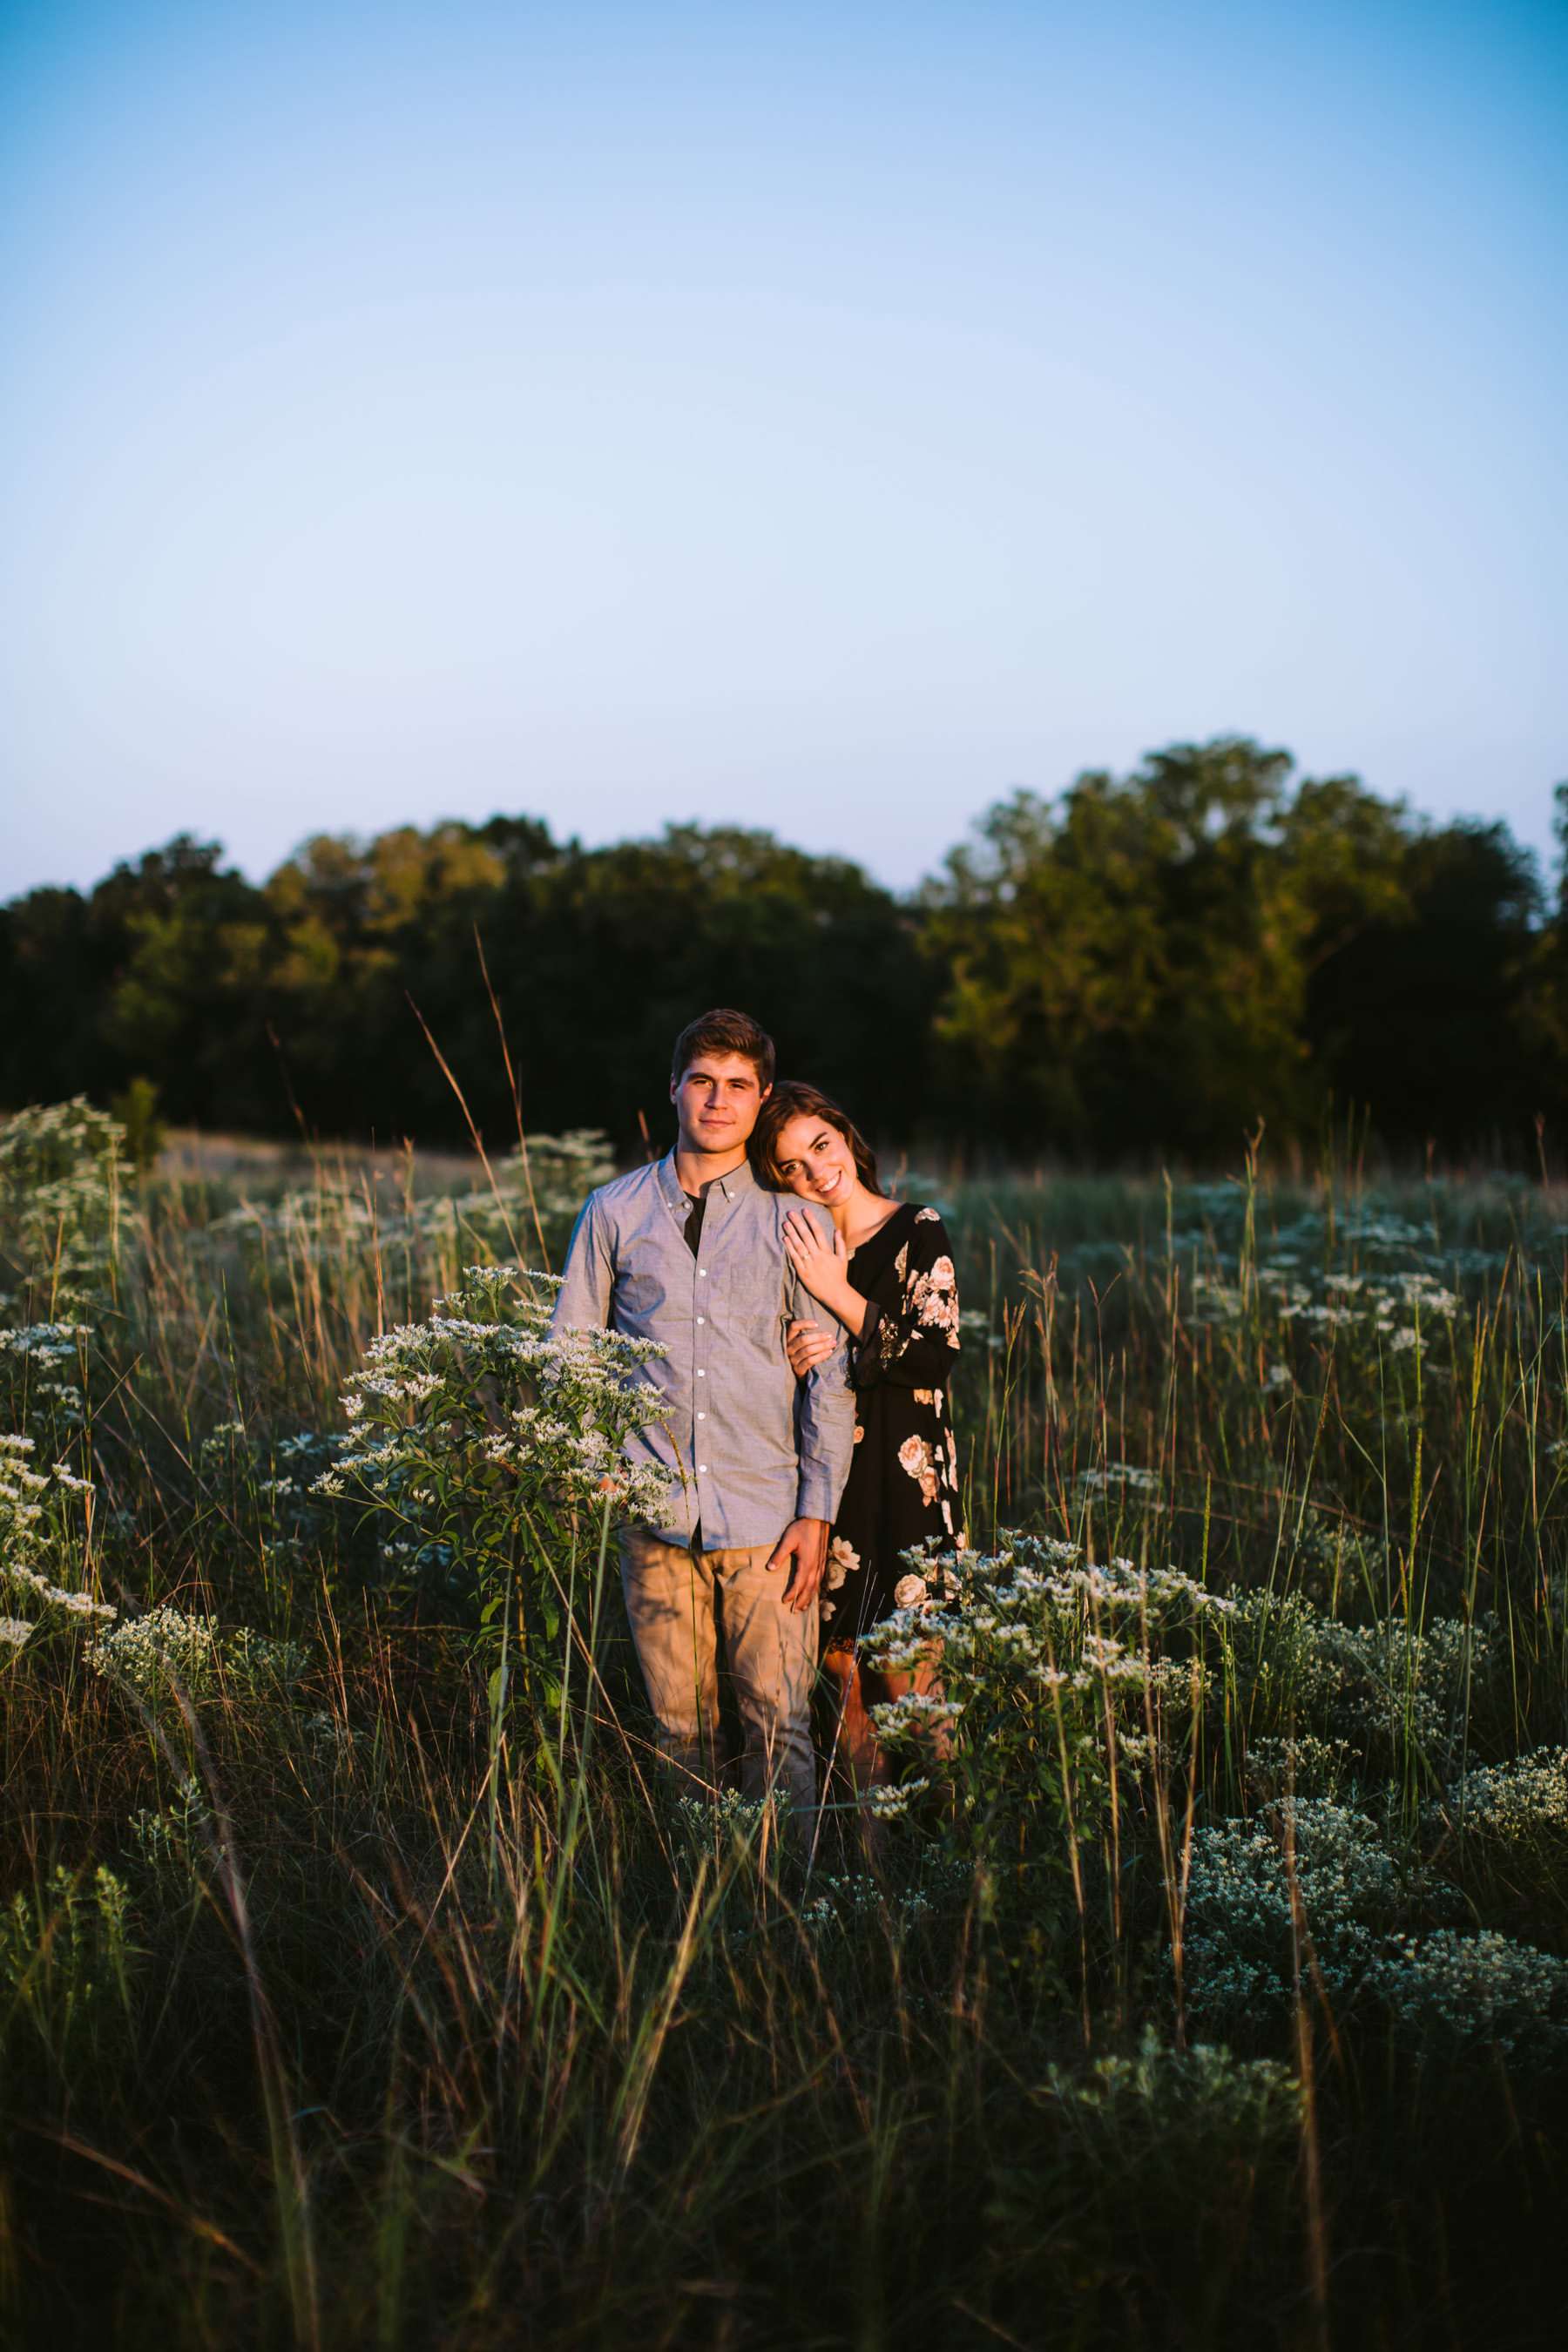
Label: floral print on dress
xmin=820 ymin=1533 xmax=861 ymax=1623
xmin=894 ymin=1543 xmax=963 ymax=1612
xmin=819 ymin=1200 xmax=966 ymax=1652
xmin=909 ymin=1255 xmax=959 ymax=1345
xmin=897 ymin=1433 xmax=940 ymax=1505
xmin=826 ymin=1537 xmax=858 ymax=1589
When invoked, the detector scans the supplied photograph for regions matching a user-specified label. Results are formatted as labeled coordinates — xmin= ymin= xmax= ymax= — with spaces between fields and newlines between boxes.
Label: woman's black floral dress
xmin=819 ymin=1203 xmax=965 ymax=1650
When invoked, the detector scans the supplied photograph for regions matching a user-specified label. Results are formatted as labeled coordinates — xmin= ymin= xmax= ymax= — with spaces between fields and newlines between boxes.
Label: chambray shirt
xmin=551 ymin=1152 xmax=857 ymax=1550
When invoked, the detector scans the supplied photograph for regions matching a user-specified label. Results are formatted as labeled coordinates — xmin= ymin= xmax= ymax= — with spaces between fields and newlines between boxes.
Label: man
xmin=551 ymin=1007 xmax=855 ymax=1818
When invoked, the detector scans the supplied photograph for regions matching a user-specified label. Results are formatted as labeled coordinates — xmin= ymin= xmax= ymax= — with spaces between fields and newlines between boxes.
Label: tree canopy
xmin=3 ymin=740 xmax=1559 ymax=1163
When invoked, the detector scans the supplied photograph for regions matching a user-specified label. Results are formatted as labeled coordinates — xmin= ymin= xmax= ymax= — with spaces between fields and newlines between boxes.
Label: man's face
xmin=671 ymin=1052 xmax=769 ymax=1155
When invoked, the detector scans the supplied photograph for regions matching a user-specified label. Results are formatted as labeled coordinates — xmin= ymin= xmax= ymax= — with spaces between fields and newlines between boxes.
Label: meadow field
xmin=3 ymin=1102 xmax=1568 ymax=2348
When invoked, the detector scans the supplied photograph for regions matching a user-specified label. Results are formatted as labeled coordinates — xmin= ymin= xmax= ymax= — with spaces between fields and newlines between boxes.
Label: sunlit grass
xmin=3 ymin=1110 xmax=1567 ymax=2345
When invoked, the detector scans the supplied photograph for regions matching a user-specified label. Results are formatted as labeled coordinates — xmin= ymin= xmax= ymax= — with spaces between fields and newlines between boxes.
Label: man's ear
xmin=760 ymin=1082 xmax=772 ymax=1101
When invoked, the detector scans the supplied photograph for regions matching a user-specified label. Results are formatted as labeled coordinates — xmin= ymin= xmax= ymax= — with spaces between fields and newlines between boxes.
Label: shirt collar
xmin=659 ymin=1149 xmax=759 ymax=1213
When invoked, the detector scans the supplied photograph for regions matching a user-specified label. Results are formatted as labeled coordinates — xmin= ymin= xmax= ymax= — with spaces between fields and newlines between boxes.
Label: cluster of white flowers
xmin=862 ymin=1777 xmax=930 ymax=1819
xmin=88 ymin=1606 xmax=308 ymax=1705
xmin=316 ymin=1269 xmax=676 ymax=1548
xmin=1225 ymin=1587 xmax=1495 ymax=1768
xmin=1168 ymin=1187 xmax=1527 ymax=1288
xmin=1375 ymin=1928 xmax=1568 ymax=2057
xmin=220 ymin=1132 xmax=616 ymax=1281
xmin=672 ymin=1788 xmax=800 ymax=1889
xmin=0 ymin=1324 xmax=91 ymax=1426
xmin=90 ymin=1605 xmax=221 ymax=1697
xmin=1256 ymin=1266 xmax=1459 ymax=1343
xmin=798 ymin=1867 xmax=957 ymax=1939
xmin=1 ymin=1432 xmax=117 ymax=1633
xmin=2 ymin=1558 xmax=117 ymax=1622
xmin=1044 ymin=2023 xmax=1303 ymax=2146
xmin=676 ymin=1787 xmax=792 ymax=1839
xmin=1244 ymin=1733 xmax=1355 ymax=1799
xmin=1182 ymin=1797 xmax=1433 ymax=2030
xmin=1075 ymin=1462 xmax=1164 ymax=1499
xmin=1427 ymin=1746 xmax=1568 ymax=1843
xmin=0 ymin=1429 xmax=46 ymax=1544
xmin=1144 ymin=1653 xmax=1212 ymax=1708
xmin=1163 ymin=1182 xmax=1493 ymax=1362
xmin=868 ymin=1689 xmax=961 ymax=1740
xmin=0 ymin=1098 xmax=127 ymax=1301
xmin=862 ymin=1536 xmax=1231 ymax=1698
xmin=855 ymin=1538 xmax=1235 ymax=1846
xmin=1179 ymin=1791 xmax=1568 ymax=2059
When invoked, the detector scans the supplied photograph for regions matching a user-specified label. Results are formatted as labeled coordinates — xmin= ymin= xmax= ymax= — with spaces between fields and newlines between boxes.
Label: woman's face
xmin=772 ymin=1114 xmax=858 ymax=1207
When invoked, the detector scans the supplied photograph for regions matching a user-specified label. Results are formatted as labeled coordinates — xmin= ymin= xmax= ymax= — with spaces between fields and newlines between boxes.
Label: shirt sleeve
xmin=788 ymin=1203 xmax=857 ymax=1521
xmin=851 ymin=1213 xmax=962 ymax=1392
xmin=550 ymin=1193 xmax=614 ymax=1333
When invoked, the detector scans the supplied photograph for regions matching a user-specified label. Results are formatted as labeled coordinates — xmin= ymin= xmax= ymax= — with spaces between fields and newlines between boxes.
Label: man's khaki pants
xmin=619 ymin=1528 xmax=818 ymax=1819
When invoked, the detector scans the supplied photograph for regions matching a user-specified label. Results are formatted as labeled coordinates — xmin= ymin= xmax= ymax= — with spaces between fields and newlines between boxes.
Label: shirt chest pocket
xmin=711 ymin=1246 xmax=786 ymax=1331
xmin=615 ymin=1241 xmax=675 ymax=1319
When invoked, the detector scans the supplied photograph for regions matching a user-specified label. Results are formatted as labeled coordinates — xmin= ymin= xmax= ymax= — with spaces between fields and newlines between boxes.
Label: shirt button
xmin=697 ymin=1315 xmax=705 ymax=1325
xmin=697 ymin=1410 xmax=706 ymax=1419
xmin=698 ymin=1464 xmax=708 ymax=1474
xmin=699 ymin=1268 xmax=707 ymax=1277
xmin=696 ymin=1369 xmax=705 ymax=1378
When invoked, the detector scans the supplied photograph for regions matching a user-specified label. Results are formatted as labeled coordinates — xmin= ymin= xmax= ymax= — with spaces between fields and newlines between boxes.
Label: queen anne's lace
xmin=316 ymin=1267 xmax=675 ymax=1528
xmin=1428 ymin=1747 xmax=1568 ymax=1842
xmin=0 ymin=1431 xmax=116 ymax=1632
xmin=88 ymin=1606 xmax=308 ymax=1703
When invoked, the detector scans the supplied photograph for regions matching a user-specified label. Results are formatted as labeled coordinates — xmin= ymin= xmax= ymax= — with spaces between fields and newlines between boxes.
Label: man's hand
xmin=766 ymin=1516 xmax=830 ymax=1613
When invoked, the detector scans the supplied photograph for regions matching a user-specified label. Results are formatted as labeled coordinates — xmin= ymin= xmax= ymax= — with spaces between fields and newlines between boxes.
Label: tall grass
xmin=3 ymin=1109 xmax=1568 ymax=2347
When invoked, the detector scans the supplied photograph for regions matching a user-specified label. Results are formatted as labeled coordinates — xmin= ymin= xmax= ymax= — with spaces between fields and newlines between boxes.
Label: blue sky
xmin=1 ymin=0 xmax=1564 ymax=896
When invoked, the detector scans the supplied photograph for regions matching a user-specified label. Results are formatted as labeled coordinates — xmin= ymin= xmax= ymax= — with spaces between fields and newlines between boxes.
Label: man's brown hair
xmin=671 ymin=1008 xmax=776 ymax=1091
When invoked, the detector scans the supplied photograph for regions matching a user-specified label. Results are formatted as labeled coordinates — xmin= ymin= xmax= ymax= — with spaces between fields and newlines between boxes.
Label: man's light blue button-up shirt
xmin=551 ymin=1151 xmax=856 ymax=1550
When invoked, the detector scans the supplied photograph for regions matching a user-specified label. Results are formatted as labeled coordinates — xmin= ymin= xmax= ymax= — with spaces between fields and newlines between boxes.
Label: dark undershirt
xmin=682 ymin=1191 xmax=706 ymax=1256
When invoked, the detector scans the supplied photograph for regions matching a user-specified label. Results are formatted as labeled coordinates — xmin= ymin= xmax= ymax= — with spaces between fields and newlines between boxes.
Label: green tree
xmin=920 ymin=739 xmax=1413 ymax=1157
xmin=476 ymin=824 xmax=933 ymax=1153
xmin=1308 ymin=818 xmax=1542 ymax=1154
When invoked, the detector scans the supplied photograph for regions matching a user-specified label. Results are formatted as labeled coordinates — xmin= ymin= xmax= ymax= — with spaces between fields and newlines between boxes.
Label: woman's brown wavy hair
xmin=750 ymin=1082 xmax=883 ymax=1198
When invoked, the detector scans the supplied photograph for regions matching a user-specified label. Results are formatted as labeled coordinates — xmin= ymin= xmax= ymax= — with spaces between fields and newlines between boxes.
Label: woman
xmin=750 ymin=1081 xmax=963 ymax=1834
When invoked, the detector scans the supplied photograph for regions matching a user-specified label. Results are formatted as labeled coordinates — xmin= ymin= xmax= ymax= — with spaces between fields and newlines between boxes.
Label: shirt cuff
xmin=794 ymin=1473 xmax=839 ymax=1523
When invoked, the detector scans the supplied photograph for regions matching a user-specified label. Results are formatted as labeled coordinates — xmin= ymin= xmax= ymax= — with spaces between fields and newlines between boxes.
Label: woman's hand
xmin=786 ymin=1318 xmax=839 ymax=1376
xmin=782 ymin=1209 xmax=864 ymax=1333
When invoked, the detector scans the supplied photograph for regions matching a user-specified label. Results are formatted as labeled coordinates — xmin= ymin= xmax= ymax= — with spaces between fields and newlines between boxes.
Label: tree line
xmin=3 ymin=736 xmax=1565 ymax=1165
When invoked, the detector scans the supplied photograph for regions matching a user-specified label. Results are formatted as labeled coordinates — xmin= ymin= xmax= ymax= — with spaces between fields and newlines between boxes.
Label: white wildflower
xmin=864 ymin=1778 xmax=929 ymax=1819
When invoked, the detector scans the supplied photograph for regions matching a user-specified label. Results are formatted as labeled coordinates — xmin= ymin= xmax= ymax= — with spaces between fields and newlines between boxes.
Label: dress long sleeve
xmin=850 ymin=1211 xmax=962 ymax=1393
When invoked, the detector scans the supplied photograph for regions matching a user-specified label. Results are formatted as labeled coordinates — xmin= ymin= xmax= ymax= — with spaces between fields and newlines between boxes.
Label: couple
xmin=551 ymin=1005 xmax=963 ymax=1833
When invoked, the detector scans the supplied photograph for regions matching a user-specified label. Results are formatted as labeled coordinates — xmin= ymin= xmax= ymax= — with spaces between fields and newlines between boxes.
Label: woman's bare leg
xmin=820 ymin=1646 xmax=878 ymax=1781
xmin=821 ymin=1646 xmax=950 ymax=1864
